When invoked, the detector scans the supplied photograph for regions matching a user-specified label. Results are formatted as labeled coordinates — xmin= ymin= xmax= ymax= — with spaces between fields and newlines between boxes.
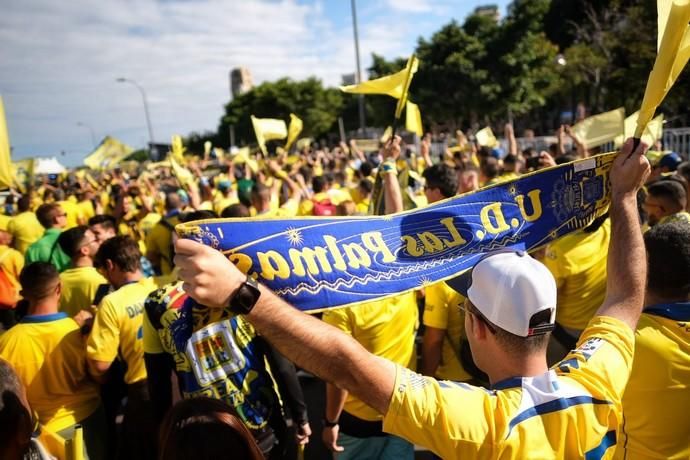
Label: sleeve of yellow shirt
xmin=321 ymin=308 xmax=353 ymax=335
xmin=543 ymin=244 xmax=567 ymax=289
xmin=383 ymin=365 xmax=495 ymax=459
xmin=87 ymin=298 xmax=121 ymax=363
xmin=423 ymin=283 xmax=450 ymax=330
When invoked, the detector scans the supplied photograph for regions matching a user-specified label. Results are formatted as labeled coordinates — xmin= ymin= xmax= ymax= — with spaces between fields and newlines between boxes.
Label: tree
xmin=216 ymin=77 xmax=343 ymax=148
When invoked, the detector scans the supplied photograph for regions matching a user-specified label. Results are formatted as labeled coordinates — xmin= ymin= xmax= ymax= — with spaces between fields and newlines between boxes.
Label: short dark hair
xmin=94 ymin=235 xmax=141 ymax=273
xmin=88 ymin=214 xmax=117 ymax=231
xmin=644 ymin=221 xmax=690 ymax=299
xmin=250 ymin=183 xmax=270 ymax=203
xmin=19 ymin=262 xmax=59 ymax=301
xmin=180 ymin=210 xmax=217 ymax=223
xmin=17 ymin=195 xmax=31 ymax=213
xmin=221 ymin=204 xmax=250 ymax=218
xmin=480 ymin=157 xmax=499 ymax=180
xmin=57 ymin=225 xmax=90 ymax=257
xmin=312 ymin=176 xmax=326 ymax=194
xmin=35 ymin=203 xmax=62 ymax=228
xmin=423 ymin=164 xmax=458 ymax=198
xmin=358 ymin=179 xmax=373 ymax=196
xmin=360 ymin=162 xmax=373 ymax=177
xmin=647 ymin=179 xmax=687 ymax=208
xmin=467 ymin=300 xmax=551 ymax=355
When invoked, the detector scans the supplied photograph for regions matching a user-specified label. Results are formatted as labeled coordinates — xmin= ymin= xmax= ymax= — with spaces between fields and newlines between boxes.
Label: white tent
xmin=33 ymin=157 xmax=66 ymax=175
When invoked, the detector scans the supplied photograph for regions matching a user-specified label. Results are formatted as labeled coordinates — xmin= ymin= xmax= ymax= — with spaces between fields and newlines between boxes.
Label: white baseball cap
xmin=445 ymin=250 xmax=557 ymax=337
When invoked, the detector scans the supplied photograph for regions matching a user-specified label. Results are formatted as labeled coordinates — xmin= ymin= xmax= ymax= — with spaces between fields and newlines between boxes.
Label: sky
xmin=0 ymin=0 xmax=510 ymax=167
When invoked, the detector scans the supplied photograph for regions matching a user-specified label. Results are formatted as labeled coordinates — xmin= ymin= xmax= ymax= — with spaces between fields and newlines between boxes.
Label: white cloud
xmin=385 ymin=0 xmax=432 ymax=13
xmin=0 ymin=0 xmax=459 ymax=165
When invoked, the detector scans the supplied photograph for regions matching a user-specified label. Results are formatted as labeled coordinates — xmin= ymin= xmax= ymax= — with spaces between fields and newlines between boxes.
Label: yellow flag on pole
xmin=251 ymin=116 xmax=287 ymax=155
xmin=341 ymin=68 xmax=409 ymax=98
xmin=570 ymin=107 xmax=625 ymax=148
xmin=636 ymin=0 xmax=690 ymax=137
xmin=169 ymin=154 xmax=197 ymax=193
xmin=171 ymin=135 xmax=187 ymax=164
xmin=614 ymin=111 xmax=664 ymax=147
xmin=394 ymin=55 xmax=419 ymax=119
xmin=84 ymin=136 xmax=135 ymax=170
xmin=405 ymin=101 xmax=423 ymax=137
xmin=284 ymin=113 xmax=303 ymax=152
xmin=0 ymin=96 xmax=14 ymax=189
xmin=475 ymin=127 xmax=500 ymax=148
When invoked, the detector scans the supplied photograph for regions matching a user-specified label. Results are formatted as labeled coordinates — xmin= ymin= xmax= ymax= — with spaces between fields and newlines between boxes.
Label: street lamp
xmin=76 ymin=121 xmax=97 ymax=148
xmin=351 ymin=0 xmax=366 ymax=136
xmin=116 ymin=77 xmax=155 ymax=151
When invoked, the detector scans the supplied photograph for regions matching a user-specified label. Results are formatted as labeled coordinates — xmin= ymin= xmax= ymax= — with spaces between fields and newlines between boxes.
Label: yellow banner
xmin=636 ymin=0 xmax=690 ymax=137
xmin=83 ymin=136 xmax=135 ymax=170
xmin=614 ymin=111 xmax=664 ymax=147
xmin=285 ymin=113 xmax=303 ymax=152
xmin=571 ymin=107 xmax=625 ymax=148
xmin=475 ymin=126 xmax=499 ymax=148
xmin=405 ymin=101 xmax=423 ymax=137
xmin=0 ymin=96 xmax=14 ymax=189
xmin=394 ymin=55 xmax=419 ymax=119
xmin=251 ymin=116 xmax=287 ymax=155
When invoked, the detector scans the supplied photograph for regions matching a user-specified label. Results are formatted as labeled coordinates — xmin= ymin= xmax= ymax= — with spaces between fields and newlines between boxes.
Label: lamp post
xmin=351 ymin=0 xmax=366 ymax=136
xmin=116 ymin=77 xmax=155 ymax=151
xmin=76 ymin=121 xmax=96 ymax=148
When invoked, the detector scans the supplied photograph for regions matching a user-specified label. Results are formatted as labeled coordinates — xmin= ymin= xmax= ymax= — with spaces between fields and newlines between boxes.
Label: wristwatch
xmin=228 ymin=275 xmax=261 ymax=315
xmin=322 ymin=418 xmax=339 ymax=428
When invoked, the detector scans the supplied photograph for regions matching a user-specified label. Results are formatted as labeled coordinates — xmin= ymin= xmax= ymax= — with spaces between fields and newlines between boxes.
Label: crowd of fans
xmin=0 ymin=124 xmax=688 ymax=460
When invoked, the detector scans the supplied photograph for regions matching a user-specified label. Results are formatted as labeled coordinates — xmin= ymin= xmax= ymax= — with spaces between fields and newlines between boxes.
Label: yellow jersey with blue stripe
xmin=87 ymin=277 xmax=158 ymax=384
xmin=615 ymin=303 xmax=690 ymax=460
xmin=383 ymin=316 xmax=633 ymax=459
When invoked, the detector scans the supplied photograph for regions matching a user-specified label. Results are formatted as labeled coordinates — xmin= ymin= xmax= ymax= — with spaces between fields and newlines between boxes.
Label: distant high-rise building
xmin=230 ymin=67 xmax=253 ymax=98
xmin=473 ymin=5 xmax=500 ymax=22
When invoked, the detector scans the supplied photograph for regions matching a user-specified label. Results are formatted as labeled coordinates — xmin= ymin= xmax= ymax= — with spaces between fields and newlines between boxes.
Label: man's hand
xmin=322 ymin=425 xmax=345 ymax=452
xmin=611 ymin=138 xmax=650 ymax=198
xmin=296 ymin=421 xmax=312 ymax=446
xmin=73 ymin=310 xmax=93 ymax=328
xmin=174 ymin=239 xmax=244 ymax=309
xmin=382 ymin=135 xmax=401 ymax=161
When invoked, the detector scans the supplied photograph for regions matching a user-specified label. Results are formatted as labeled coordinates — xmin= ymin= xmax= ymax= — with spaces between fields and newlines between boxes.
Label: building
xmin=230 ymin=67 xmax=253 ymax=98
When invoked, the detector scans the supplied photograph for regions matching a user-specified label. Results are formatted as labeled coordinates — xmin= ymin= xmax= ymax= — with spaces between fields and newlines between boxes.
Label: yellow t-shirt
xmin=543 ymin=218 xmax=610 ymax=330
xmin=8 ymin=211 xmax=45 ymax=255
xmin=422 ymin=282 xmax=472 ymax=382
xmin=144 ymin=214 xmax=179 ymax=275
xmin=0 ymin=245 xmax=24 ymax=293
xmin=257 ymin=198 xmax=300 ymax=218
xmin=59 ymin=266 xmax=108 ymax=316
xmin=322 ymin=292 xmax=418 ymax=421
xmin=0 ymin=213 xmax=11 ymax=231
xmin=383 ymin=316 xmax=634 ymax=459
xmin=615 ymin=304 xmax=690 ymax=460
xmin=77 ymin=200 xmax=96 ymax=222
xmin=58 ymin=200 xmax=82 ymax=229
xmin=87 ymin=277 xmax=158 ymax=384
xmin=213 ymin=194 xmax=239 ymax=216
xmin=0 ymin=313 xmax=101 ymax=432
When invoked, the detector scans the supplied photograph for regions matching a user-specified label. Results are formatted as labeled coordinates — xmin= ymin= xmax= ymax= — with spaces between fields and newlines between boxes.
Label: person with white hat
xmin=173 ymin=138 xmax=650 ymax=459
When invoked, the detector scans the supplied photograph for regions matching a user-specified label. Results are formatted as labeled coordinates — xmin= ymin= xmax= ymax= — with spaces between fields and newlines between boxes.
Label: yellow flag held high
xmin=169 ymin=154 xmax=197 ymax=194
xmin=171 ymin=135 xmax=187 ymax=164
xmin=204 ymin=141 xmax=212 ymax=159
xmin=340 ymin=65 xmax=412 ymax=98
xmin=394 ymin=55 xmax=419 ymax=119
xmin=0 ymin=96 xmax=14 ymax=189
xmin=83 ymin=136 xmax=135 ymax=170
xmin=295 ymin=138 xmax=312 ymax=151
xmin=284 ymin=114 xmax=303 ymax=152
xmin=251 ymin=116 xmax=288 ymax=155
xmin=636 ymin=0 xmax=690 ymax=137
xmin=232 ymin=146 xmax=259 ymax=173
xmin=475 ymin=127 xmax=500 ymax=148
xmin=380 ymin=126 xmax=393 ymax=143
xmin=406 ymin=101 xmax=423 ymax=137
xmin=570 ymin=107 xmax=625 ymax=148
xmin=614 ymin=111 xmax=664 ymax=147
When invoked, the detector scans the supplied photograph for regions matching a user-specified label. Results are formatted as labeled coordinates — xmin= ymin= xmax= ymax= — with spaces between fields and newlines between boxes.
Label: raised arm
xmin=595 ymin=138 xmax=650 ymax=329
xmin=174 ymin=240 xmax=397 ymax=415
xmin=381 ymin=135 xmax=404 ymax=215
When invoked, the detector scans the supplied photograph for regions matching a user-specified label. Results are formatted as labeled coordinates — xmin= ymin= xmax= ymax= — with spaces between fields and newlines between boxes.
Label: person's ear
xmin=105 ymin=259 xmax=115 ymax=272
xmin=55 ymin=281 xmax=62 ymax=297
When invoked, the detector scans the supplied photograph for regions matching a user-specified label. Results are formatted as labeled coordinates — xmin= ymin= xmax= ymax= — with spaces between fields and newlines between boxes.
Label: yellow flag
xmin=395 ymin=55 xmax=419 ymax=119
xmin=0 ymin=96 xmax=14 ymax=189
xmin=475 ymin=127 xmax=499 ymax=148
xmin=84 ymin=136 xmax=134 ymax=170
xmin=570 ymin=107 xmax=625 ymax=148
xmin=636 ymin=0 xmax=690 ymax=137
xmin=284 ymin=113 xmax=303 ymax=152
xmin=169 ymin=154 xmax=197 ymax=193
xmin=405 ymin=101 xmax=423 ymax=136
xmin=614 ymin=111 xmax=664 ymax=147
xmin=251 ymin=116 xmax=288 ymax=155
xmin=341 ymin=68 xmax=409 ymax=98
xmin=295 ymin=138 xmax=312 ymax=151
xmin=171 ymin=135 xmax=186 ymax=164
xmin=232 ymin=146 xmax=259 ymax=173
xmin=213 ymin=147 xmax=225 ymax=161
xmin=11 ymin=158 xmax=34 ymax=192
xmin=204 ymin=141 xmax=212 ymax=159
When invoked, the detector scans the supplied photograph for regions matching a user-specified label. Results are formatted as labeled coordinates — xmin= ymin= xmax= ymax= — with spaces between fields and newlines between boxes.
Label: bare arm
xmin=595 ymin=139 xmax=650 ymax=329
xmin=382 ymin=135 xmax=404 ymax=215
xmin=505 ymin=123 xmax=517 ymax=156
xmin=421 ymin=327 xmax=444 ymax=377
xmin=174 ymin=239 xmax=397 ymax=415
xmin=322 ymin=383 xmax=348 ymax=452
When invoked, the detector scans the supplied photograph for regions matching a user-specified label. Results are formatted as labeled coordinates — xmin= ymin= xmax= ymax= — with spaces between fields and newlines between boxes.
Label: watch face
xmin=232 ymin=279 xmax=261 ymax=314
